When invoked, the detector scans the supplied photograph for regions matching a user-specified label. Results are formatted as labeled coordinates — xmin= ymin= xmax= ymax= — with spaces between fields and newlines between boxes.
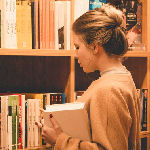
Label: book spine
xmin=35 ymin=0 xmax=39 ymax=49
xmin=34 ymin=99 xmax=40 ymax=146
xmin=8 ymin=106 xmax=12 ymax=150
xmin=42 ymin=0 xmax=46 ymax=49
xmin=45 ymin=0 xmax=50 ymax=49
xmin=49 ymin=0 xmax=55 ymax=49
xmin=25 ymin=101 xmax=28 ymax=148
xmin=27 ymin=99 xmax=32 ymax=147
xmin=141 ymin=89 xmax=148 ymax=131
xmin=16 ymin=105 xmax=18 ymax=149
xmin=8 ymin=96 xmax=15 ymax=150
xmin=64 ymin=1 xmax=71 ymax=50
xmin=57 ymin=1 xmax=64 ymax=49
xmin=18 ymin=94 xmax=22 ymax=149
xmin=3 ymin=0 xmax=17 ymax=48
xmin=125 ymin=0 xmax=138 ymax=31
xmin=74 ymin=0 xmax=89 ymax=21
xmin=1 ymin=96 xmax=8 ymax=149
xmin=55 ymin=1 xmax=59 ymax=50
xmin=31 ymin=1 xmax=36 ymax=49
xmin=46 ymin=93 xmax=50 ymax=105
xmin=21 ymin=95 xmax=25 ymax=149
xmin=39 ymin=0 xmax=43 ymax=48
xmin=89 ymin=0 xmax=106 ymax=10
xmin=61 ymin=93 xmax=66 ymax=104
xmin=31 ymin=99 xmax=35 ymax=147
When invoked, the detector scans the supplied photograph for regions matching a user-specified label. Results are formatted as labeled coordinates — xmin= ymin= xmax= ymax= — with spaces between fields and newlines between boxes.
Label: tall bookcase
xmin=0 ymin=0 xmax=150 ymax=149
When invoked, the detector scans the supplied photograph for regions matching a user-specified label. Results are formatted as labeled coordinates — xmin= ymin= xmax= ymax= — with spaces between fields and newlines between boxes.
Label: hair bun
xmin=100 ymin=4 xmax=124 ymax=28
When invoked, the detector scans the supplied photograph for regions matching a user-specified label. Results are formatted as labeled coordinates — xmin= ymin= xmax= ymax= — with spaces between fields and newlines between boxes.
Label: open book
xmin=43 ymin=102 xmax=91 ymax=141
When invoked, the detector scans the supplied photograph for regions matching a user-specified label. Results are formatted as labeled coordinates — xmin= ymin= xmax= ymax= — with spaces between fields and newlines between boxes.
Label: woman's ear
xmin=93 ymin=45 xmax=101 ymax=55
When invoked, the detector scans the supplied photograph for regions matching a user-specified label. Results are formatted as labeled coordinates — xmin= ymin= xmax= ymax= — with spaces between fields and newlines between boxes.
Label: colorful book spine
xmin=45 ymin=93 xmax=66 ymax=105
xmin=21 ymin=95 xmax=25 ymax=149
xmin=42 ymin=0 xmax=46 ymax=49
xmin=39 ymin=0 xmax=43 ymax=49
xmin=31 ymin=1 xmax=36 ymax=49
xmin=18 ymin=94 xmax=22 ymax=149
xmin=89 ymin=0 xmax=106 ymax=10
xmin=35 ymin=0 xmax=39 ymax=49
xmin=25 ymin=100 xmax=28 ymax=148
xmin=45 ymin=0 xmax=50 ymax=49
xmin=8 ymin=95 xmax=19 ymax=150
xmin=141 ymin=89 xmax=148 ymax=131
xmin=49 ymin=0 xmax=55 ymax=49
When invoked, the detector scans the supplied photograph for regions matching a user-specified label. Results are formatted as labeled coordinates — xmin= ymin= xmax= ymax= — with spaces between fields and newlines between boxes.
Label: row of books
xmin=0 ymin=88 xmax=148 ymax=149
xmin=0 ymin=0 xmax=89 ymax=50
xmin=0 ymin=92 xmax=66 ymax=149
xmin=0 ymin=0 xmax=145 ymax=50
xmin=0 ymin=0 xmax=71 ymax=50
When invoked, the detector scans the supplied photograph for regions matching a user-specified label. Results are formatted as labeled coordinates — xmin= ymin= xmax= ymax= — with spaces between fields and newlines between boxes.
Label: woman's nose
xmin=74 ymin=51 xmax=78 ymax=59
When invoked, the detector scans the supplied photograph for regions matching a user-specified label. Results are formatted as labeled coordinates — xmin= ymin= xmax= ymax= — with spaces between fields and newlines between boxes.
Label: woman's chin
xmin=83 ymin=67 xmax=93 ymax=73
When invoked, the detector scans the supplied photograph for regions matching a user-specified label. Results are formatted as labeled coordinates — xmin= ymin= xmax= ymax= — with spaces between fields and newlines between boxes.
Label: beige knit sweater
xmin=54 ymin=68 xmax=141 ymax=150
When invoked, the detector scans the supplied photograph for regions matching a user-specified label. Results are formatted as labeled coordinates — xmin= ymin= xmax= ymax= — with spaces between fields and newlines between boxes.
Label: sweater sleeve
xmin=54 ymin=132 xmax=105 ymax=150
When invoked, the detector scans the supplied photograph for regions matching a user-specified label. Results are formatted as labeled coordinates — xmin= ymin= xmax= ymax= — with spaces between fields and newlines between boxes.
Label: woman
xmin=36 ymin=4 xmax=140 ymax=150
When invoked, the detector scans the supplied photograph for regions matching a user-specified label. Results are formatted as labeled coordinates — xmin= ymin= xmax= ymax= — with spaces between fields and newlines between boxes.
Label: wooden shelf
xmin=124 ymin=50 xmax=148 ymax=57
xmin=0 ymin=49 xmax=75 ymax=56
xmin=140 ymin=131 xmax=150 ymax=138
xmin=0 ymin=49 xmax=149 ymax=57
xmin=18 ymin=145 xmax=52 ymax=150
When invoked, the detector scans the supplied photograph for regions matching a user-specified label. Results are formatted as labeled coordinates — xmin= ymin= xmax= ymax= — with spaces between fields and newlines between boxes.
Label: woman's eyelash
xmin=75 ymin=46 xmax=79 ymax=50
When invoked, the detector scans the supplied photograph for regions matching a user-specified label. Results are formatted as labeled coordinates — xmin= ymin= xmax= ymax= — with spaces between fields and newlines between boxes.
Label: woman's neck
xmin=97 ymin=56 xmax=123 ymax=73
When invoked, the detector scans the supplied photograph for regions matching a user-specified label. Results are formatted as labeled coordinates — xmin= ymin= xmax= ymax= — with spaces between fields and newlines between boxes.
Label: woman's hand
xmin=35 ymin=110 xmax=63 ymax=145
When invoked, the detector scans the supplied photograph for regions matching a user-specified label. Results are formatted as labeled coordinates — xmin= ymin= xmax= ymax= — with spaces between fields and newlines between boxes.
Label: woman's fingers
xmin=41 ymin=117 xmax=44 ymax=125
xmin=49 ymin=114 xmax=60 ymax=129
xmin=35 ymin=121 xmax=43 ymax=128
xmin=40 ymin=108 xmax=45 ymax=112
xmin=49 ymin=114 xmax=62 ymax=134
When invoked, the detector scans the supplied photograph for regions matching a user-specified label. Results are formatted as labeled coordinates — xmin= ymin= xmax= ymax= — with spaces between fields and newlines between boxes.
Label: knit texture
xmin=54 ymin=69 xmax=140 ymax=150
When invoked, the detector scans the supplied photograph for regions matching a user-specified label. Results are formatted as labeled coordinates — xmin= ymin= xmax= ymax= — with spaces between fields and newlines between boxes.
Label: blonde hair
xmin=72 ymin=4 xmax=128 ymax=56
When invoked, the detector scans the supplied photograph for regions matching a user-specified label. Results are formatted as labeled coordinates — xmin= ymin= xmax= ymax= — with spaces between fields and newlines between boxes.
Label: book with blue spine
xmin=89 ymin=0 xmax=106 ymax=10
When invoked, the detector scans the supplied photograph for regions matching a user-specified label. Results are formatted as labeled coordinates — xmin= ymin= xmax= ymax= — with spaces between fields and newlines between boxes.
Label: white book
xmin=2 ymin=0 xmax=17 ymax=48
xmin=27 ymin=99 xmax=32 ymax=147
xmin=55 ymin=1 xmax=59 ymax=50
xmin=74 ymin=0 xmax=89 ymax=20
xmin=64 ymin=1 xmax=71 ymax=50
xmin=34 ymin=99 xmax=40 ymax=147
xmin=44 ymin=102 xmax=91 ymax=141
xmin=55 ymin=1 xmax=65 ymax=50
xmin=1 ymin=96 xmax=8 ymax=149
xmin=31 ymin=99 xmax=34 ymax=147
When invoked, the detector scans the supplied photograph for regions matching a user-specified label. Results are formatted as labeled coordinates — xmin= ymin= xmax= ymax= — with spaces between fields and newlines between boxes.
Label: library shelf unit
xmin=0 ymin=0 xmax=150 ymax=150
xmin=0 ymin=49 xmax=75 ymax=56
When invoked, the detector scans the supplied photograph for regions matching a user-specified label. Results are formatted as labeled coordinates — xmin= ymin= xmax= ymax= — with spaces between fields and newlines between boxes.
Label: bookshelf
xmin=0 ymin=0 xmax=150 ymax=149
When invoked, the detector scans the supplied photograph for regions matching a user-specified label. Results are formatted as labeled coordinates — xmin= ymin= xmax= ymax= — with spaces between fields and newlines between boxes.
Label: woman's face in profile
xmin=73 ymin=33 xmax=96 ymax=73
